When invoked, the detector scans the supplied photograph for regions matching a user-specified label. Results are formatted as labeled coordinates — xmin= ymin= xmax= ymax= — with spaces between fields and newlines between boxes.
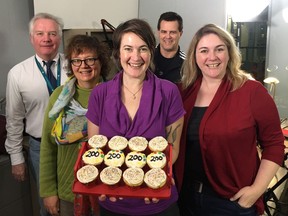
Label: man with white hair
xmin=5 ymin=12 xmax=68 ymax=216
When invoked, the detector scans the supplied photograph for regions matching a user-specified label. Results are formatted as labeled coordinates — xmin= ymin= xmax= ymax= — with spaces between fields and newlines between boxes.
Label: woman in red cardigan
xmin=175 ymin=23 xmax=285 ymax=216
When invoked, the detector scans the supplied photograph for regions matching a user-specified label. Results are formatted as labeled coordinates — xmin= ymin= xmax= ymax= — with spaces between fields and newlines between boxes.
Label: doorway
xmin=226 ymin=1 xmax=269 ymax=83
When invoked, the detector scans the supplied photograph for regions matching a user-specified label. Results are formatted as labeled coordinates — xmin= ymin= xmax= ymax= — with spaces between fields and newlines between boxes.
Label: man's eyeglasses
xmin=70 ymin=57 xmax=99 ymax=67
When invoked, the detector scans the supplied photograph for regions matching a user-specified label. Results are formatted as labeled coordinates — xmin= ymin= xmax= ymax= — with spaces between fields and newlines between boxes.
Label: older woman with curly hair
xmin=39 ymin=34 xmax=110 ymax=216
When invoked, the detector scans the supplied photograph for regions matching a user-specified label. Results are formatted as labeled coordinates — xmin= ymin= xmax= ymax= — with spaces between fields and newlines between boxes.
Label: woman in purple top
xmin=86 ymin=18 xmax=185 ymax=216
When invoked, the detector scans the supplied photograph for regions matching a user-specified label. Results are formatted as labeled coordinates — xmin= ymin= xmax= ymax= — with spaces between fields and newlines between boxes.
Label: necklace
xmin=123 ymin=84 xmax=143 ymax=100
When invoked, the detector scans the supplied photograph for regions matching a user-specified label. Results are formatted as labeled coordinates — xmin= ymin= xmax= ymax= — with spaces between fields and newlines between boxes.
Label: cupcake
xmin=76 ymin=165 xmax=99 ymax=184
xmin=144 ymin=168 xmax=167 ymax=189
xmin=108 ymin=135 xmax=128 ymax=151
xmin=128 ymin=136 xmax=148 ymax=152
xmin=88 ymin=134 xmax=108 ymax=149
xmin=100 ymin=166 xmax=122 ymax=185
xmin=146 ymin=151 xmax=167 ymax=169
xmin=82 ymin=148 xmax=104 ymax=166
xmin=125 ymin=151 xmax=146 ymax=168
xmin=104 ymin=150 xmax=125 ymax=167
xmin=148 ymin=136 xmax=168 ymax=152
xmin=123 ymin=167 xmax=144 ymax=187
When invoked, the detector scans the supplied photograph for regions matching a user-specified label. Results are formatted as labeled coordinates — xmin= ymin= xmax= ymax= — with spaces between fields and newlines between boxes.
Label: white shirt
xmin=5 ymin=53 xmax=68 ymax=165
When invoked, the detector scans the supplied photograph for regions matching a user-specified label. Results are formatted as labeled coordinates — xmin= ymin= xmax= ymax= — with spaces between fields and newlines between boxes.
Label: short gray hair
xmin=29 ymin=13 xmax=64 ymax=37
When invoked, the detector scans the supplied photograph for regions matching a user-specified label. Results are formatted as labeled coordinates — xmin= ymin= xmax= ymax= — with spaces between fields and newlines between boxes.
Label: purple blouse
xmin=86 ymin=71 xmax=185 ymax=215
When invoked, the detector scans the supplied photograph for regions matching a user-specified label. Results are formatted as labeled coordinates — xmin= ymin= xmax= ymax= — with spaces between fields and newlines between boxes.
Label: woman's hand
xmin=231 ymin=159 xmax=281 ymax=208
xmin=43 ymin=195 xmax=59 ymax=216
xmin=98 ymin=194 xmax=123 ymax=202
xmin=144 ymin=197 xmax=159 ymax=204
xmin=143 ymin=176 xmax=175 ymax=204
xmin=97 ymin=173 xmax=176 ymax=205
xmin=230 ymin=185 xmax=261 ymax=208
xmin=99 ymin=194 xmax=160 ymax=204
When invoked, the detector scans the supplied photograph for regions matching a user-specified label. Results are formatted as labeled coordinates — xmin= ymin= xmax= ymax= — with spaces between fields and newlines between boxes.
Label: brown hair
xmin=65 ymin=35 xmax=110 ymax=79
xmin=112 ymin=18 xmax=156 ymax=71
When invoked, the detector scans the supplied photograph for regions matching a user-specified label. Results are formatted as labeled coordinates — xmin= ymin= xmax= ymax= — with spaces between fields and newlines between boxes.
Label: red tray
xmin=282 ymin=129 xmax=288 ymax=138
xmin=72 ymin=141 xmax=172 ymax=199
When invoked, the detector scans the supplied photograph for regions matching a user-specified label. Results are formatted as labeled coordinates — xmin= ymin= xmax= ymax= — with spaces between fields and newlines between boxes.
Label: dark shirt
xmin=154 ymin=44 xmax=186 ymax=83
xmin=185 ymin=106 xmax=210 ymax=184
xmin=179 ymin=106 xmax=212 ymax=213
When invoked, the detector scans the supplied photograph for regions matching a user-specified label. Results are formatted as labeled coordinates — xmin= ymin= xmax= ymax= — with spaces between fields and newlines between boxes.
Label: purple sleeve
xmin=166 ymin=84 xmax=186 ymax=126
xmin=86 ymin=87 xmax=101 ymax=126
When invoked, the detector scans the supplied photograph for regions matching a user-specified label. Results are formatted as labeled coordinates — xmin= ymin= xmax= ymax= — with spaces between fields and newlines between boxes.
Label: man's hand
xmin=12 ymin=163 xmax=26 ymax=182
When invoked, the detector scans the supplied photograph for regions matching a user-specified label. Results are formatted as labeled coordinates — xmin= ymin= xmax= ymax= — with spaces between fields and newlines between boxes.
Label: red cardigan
xmin=175 ymin=77 xmax=285 ymax=214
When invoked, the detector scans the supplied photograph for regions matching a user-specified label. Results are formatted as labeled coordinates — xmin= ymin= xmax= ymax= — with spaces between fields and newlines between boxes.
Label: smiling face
xmin=30 ymin=18 xmax=61 ymax=61
xmin=196 ymin=33 xmax=229 ymax=80
xmin=158 ymin=20 xmax=182 ymax=54
xmin=119 ymin=32 xmax=151 ymax=80
xmin=71 ymin=50 xmax=101 ymax=89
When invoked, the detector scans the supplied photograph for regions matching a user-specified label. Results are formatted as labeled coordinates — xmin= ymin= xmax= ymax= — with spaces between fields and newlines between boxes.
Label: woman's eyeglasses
xmin=70 ymin=57 xmax=99 ymax=67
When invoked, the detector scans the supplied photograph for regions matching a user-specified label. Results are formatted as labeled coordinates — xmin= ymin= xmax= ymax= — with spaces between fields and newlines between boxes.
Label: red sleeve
xmin=251 ymin=83 xmax=285 ymax=165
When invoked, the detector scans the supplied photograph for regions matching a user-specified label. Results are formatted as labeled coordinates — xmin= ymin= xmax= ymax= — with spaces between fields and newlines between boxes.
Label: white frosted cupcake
xmin=88 ymin=134 xmax=108 ymax=149
xmin=108 ymin=135 xmax=128 ymax=151
xmin=100 ymin=166 xmax=122 ymax=185
xmin=146 ymin=151 xmax=167 ymax=169
xmin=123 ymin=167 xmax=144 ymax=187
xmin=128 ymin=136 xmax=148 ymax=152
xmin=82 ymin=148 xmax=105 ymax=166
xmin=77 ymin=165 xmax=99 ymax=184
xmin=104 ymin=150 xmax=125 ymax=167
xmin=144 ymin=168 xmax=167 ymax=189
xmin=148 ymin=136 xmax=168 ymax=152
xmin=125 ymin=151 xmax=147 ymax=168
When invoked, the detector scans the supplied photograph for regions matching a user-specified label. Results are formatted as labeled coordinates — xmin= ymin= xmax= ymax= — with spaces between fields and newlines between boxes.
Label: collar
xmin=35 ymin=53 xmax=60 ymax=66
xmin=104 ymin=70 xmax=163 ymax=137
xmin=156 ymin=44 xmax=180 ymax=59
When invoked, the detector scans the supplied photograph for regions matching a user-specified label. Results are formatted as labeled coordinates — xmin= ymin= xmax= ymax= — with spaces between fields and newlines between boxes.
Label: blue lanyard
xmin=35 ymin=56 xmax=61 ymax=93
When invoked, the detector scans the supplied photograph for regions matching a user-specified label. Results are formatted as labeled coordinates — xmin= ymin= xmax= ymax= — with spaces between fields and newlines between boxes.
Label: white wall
xmin=33 ymin=0 xmax=139 ymax=29
xmin=0 ymin=0 xmax=34 ymax=107
xmin=138 ymin=0 xmax=227 ymax=53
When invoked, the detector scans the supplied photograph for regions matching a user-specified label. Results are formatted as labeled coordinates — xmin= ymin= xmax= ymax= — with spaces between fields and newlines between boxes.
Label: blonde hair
xmin=181 ymin=23 xmax=251 ymax=90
